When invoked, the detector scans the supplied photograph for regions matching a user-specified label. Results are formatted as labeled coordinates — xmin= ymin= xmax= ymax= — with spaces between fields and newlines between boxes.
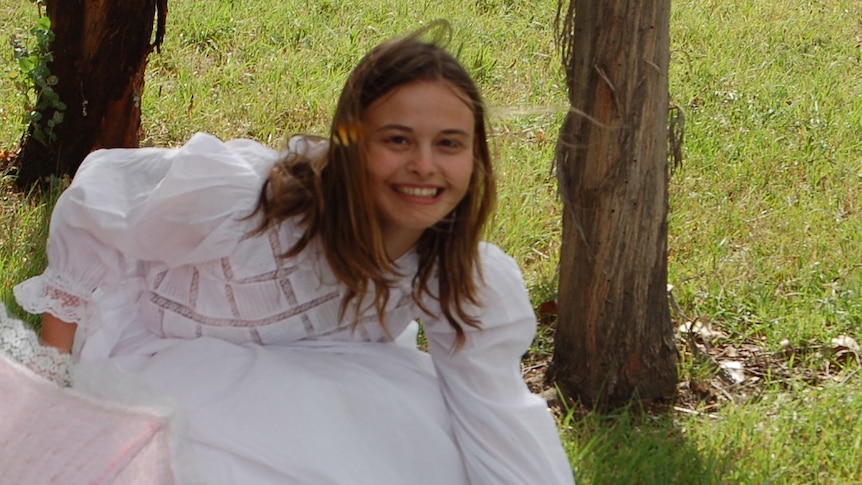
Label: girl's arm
xmin=40 ymin=313 xmax=77 ymax=354
xmin=14 ymin=134 xmax=276 ymax=359
xmin=424 ymin=243 xmax=575 ymax=484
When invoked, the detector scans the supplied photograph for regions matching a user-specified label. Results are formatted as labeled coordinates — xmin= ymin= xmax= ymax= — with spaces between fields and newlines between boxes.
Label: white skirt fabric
xmin=81 ymin=336 xmax=470 ymax=485
xmin=1 ymin=305 xmax=466 ymax=484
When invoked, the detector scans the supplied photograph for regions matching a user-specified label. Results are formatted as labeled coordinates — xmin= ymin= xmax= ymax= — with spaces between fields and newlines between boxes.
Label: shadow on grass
xmin=565 ymin=405 xmax=733 ymax=485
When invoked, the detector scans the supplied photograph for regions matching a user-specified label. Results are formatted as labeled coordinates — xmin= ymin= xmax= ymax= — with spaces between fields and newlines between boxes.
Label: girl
xmin=14 ymin=25 xmax=575 ymax=484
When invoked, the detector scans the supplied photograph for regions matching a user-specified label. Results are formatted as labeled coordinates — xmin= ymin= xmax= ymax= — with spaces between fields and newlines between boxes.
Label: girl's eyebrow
xmin=373 ymin=124 xmax=470 ymax=137
xmin=440 ymin=128 xmax=470 ymax=137
xmin=373 ymin=124 xmax=413 ymax=133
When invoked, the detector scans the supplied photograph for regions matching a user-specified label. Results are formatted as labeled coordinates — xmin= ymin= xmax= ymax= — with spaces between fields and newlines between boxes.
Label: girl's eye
xmin=386 ymin=135 xmax=409 ymax=146
xmin=439 ymin=138 xmax=464 ymax=150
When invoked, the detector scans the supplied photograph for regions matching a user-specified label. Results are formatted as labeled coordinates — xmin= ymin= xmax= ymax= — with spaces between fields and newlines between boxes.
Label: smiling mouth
xmin=396 ymin=186 xmax=440 ymax=198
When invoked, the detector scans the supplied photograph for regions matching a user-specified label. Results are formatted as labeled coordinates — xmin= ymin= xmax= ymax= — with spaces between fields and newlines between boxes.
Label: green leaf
xmin=41 ymin=89 xmax=60 ymax=106
xmin=18 ymin=57 xmax=36 ymax=72
xmin=31 ymin=127 xmax=47 ymax=145
xmin=32 ymin=64 xmax=50 ymax=80
xmin=36 ymin=16 xmax=51 ymax=30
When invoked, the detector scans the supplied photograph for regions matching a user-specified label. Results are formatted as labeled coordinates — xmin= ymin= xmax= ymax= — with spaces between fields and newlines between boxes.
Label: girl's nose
xmin=407 ymin=145 xmax=435 ymax=177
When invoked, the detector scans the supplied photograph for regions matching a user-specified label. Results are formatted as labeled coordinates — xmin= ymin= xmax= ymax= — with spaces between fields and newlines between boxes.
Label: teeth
xmin=398 ymin=186 xmax=438 ymax=198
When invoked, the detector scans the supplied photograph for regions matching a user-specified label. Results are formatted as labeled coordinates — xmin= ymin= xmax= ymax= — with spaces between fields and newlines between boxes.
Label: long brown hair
xmin=255 ymin=22 xmax=496 ymax=347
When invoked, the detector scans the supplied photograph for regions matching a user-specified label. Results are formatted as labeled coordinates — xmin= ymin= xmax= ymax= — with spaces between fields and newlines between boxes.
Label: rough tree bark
xmin=546 ymin=0 xmax=678 ymax=408
xmin=13 ymin=0 xmax=167 ymax=189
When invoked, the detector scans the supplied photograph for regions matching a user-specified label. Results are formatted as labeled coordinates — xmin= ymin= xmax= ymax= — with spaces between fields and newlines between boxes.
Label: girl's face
xmin=363 ymin=80 xmax=475 ymax=258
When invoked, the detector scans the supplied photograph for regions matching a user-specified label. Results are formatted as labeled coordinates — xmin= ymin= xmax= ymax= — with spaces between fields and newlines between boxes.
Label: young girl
xmin=14 ymin=26 xmax=575 ymax=484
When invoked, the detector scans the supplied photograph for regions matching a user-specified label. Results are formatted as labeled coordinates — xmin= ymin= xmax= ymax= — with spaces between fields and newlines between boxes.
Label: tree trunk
xmin=546 ymin=0 xmax=678 ymax=409
xmin=13 ymin=0 xmax=167 ymax=189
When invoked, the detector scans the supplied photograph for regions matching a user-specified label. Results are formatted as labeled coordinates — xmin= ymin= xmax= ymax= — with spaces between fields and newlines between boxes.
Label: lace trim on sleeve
xmin=0 ymin=304 xmax=71 ymax=386
xmin=13 ymin=272 xmax=94 ymax=327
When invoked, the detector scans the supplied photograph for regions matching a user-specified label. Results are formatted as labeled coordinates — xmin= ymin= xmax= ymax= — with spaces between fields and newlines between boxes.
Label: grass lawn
xmin=2 ymin=0 xmax=861 ymax=483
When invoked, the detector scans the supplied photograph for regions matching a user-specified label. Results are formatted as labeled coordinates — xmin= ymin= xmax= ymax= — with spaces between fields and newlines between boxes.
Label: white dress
xmin=13 ymin=133 xmax=575 ymax=485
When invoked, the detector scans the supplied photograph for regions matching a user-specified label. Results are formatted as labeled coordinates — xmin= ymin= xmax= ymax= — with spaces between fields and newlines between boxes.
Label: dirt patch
xmin=521 ymin=315 xmax=860 ymax=419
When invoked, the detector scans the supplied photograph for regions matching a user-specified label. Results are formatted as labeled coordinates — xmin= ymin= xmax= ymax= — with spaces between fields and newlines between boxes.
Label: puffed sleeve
xmin=13 ymin=133 xmax=277 ymax=330
xmin=424 ymin=243 xmax=575 ymax=485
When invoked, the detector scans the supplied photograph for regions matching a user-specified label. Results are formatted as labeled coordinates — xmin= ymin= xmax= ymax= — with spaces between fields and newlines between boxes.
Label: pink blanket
xmin=0 ymin=354 xmax=175 ymax=484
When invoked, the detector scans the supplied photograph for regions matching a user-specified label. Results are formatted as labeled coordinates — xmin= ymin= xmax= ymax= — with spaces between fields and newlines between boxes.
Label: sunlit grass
xmin=668 ymin=0 xmax=862 ymax=349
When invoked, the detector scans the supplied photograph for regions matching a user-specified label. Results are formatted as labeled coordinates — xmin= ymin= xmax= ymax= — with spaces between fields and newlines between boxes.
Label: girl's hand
xmin=40 ymin=313 xmax=77 ymax=354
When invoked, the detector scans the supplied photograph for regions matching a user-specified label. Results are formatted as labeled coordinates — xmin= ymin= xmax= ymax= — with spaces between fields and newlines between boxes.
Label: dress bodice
xmin=139 ymin=219 xmax=418 ymax=345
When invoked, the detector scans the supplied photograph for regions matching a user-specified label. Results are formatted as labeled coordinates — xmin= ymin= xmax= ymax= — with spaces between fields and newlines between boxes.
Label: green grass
xmin=669 ymin=0 xmax=862 ymax=350
xmin=565 ymin=382 xmax=862 ymax=484
xmin=2 ymin=0 xmax=861 ymax=483
xmin=0 ymin=177 xmax=51 ymax=327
